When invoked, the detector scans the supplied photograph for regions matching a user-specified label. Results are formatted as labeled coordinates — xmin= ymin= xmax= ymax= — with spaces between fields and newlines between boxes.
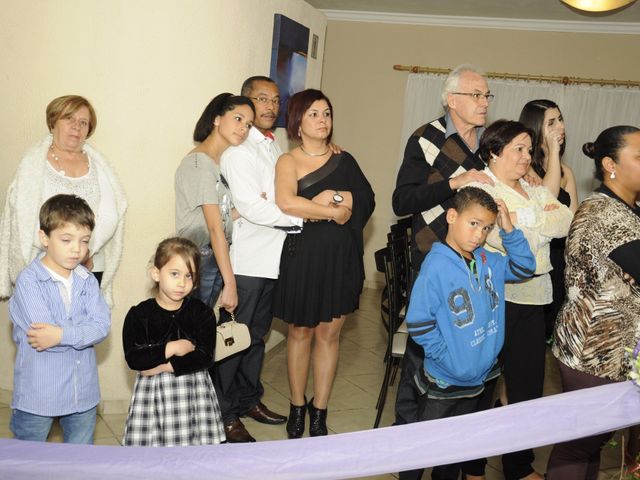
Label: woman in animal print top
xmin=548 ymin=125 xmax=640 ymax=480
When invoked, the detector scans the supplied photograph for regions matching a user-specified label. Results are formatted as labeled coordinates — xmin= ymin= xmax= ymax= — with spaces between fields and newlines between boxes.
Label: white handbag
xmin=215 ymin=312 xmax=250 ymax=361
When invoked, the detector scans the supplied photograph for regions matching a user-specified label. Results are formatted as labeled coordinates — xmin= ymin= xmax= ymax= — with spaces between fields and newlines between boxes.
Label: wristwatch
xmin=333 ymin=191 xmax=344 ymax=204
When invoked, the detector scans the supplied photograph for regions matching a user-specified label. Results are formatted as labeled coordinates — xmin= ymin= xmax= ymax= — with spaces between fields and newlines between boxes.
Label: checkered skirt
xmin=123 ymin=370 xmax=225 ymax=446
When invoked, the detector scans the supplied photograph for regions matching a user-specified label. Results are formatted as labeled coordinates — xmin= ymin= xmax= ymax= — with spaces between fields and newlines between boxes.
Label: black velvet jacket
xmin=122 ymin=297 xmax=216 ymax=377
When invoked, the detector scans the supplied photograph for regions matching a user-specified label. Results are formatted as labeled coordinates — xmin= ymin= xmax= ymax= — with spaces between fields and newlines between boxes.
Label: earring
xmin=611 ymin=171 xmax=616 ymax=180
xmin=298 ymin=127 xmax=302 ymax=137
xmin=491 ymin=155 xmax=497 ymax=163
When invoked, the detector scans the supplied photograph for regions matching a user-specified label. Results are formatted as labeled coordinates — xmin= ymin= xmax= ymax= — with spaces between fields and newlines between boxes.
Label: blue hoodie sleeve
xmin=405 ymin=263 xmax=448 ymax=361
xmin=499 ymin=228 xmax=536 ymax=282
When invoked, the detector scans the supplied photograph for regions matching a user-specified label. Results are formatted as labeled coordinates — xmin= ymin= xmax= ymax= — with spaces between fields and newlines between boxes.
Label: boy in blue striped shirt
xmin=9 ymin=194 xmax=110 ymax=443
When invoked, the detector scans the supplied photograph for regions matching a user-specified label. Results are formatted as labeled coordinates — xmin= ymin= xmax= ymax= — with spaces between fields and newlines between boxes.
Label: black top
xmin=272 ymin=152 xmax=375 ymax=326
xmin=598 ymin=184 xmax=640 ymax=283
xmin=122 ymin=297 xmax=216 ymax=377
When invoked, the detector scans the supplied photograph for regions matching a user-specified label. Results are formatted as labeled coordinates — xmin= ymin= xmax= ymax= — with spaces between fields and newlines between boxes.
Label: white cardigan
xmin=0 ymin=135 xmax=127 ymax=306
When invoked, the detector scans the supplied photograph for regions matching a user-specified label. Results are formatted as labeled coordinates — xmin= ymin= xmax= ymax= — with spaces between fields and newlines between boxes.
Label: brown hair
xmin=286 ymin=89 xmax=333 ymax=142
xmin=39 ymin=194 xmax=95 ymax=235
xmin=46 ymin=95 xmax=98 ymax=138
xmin=152 ymin=237 xmax=201 ymax=288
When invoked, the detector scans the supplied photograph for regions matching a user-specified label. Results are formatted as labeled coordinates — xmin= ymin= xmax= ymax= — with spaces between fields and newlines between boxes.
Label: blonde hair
xmin=46 ymin=95 xmax=97 ymax=138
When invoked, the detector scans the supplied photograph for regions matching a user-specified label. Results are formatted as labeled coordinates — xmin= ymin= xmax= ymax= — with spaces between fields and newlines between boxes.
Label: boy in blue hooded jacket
xmin=406 ymin=187 xmax=535 ymax=480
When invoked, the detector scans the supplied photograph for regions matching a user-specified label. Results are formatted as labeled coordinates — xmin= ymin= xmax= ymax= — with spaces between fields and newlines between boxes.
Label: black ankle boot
xmin=286 ymin=399 xmax=307 ymax=439
xmin=307 ymin=398 xmax=328 ymax=437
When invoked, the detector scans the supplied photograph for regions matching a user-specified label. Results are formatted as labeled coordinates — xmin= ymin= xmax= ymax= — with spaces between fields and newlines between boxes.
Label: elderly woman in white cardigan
xmin=0 ymin=95 xmax=126 ymax=305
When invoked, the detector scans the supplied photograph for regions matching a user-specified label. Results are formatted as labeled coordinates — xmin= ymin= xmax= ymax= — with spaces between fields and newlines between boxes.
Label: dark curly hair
xmin=454 ymin=187 xmax=498 ymax=215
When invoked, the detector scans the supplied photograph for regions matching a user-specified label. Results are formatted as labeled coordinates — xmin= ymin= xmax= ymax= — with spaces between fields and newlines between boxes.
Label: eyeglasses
xmin=250 ymin=96 xmax=281 ymax=106
xmin=62 ymin=116 xmax=90 ymax=129
xmin=451 ymin=92 xmax=495 ymax=102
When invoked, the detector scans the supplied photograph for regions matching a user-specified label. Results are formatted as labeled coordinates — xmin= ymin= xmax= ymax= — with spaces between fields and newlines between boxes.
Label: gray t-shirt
xmin=175 ymin=152 xmax=233 ymax=247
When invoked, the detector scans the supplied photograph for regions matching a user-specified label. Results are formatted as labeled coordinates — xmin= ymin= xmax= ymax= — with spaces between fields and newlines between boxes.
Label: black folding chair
xmin=373 ymin=229 xmax=412 ymax=428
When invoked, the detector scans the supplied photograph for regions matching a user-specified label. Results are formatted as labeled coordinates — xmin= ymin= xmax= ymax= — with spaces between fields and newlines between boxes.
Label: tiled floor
xmin=0 ymin=288 xmax=630 ymax=479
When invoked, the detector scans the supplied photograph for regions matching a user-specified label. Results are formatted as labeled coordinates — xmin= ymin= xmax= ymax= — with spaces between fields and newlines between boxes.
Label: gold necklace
xmin=300 ymin=145 xmax=329 ymax=157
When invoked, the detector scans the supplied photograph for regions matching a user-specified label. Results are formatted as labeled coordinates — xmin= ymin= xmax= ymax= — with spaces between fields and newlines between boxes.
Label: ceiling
xmin=306 ymin=0 xmax=640 ymax=22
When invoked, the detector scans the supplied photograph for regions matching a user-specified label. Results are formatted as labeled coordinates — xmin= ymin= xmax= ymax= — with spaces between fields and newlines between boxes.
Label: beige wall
xmin=320 ymin=20 xmax=640 ymax=289
xmin=0 ymin=0 xmax=326 ymax=412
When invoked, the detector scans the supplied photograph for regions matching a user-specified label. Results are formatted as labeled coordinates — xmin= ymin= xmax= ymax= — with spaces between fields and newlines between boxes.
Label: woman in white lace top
xmin=0 ymin=95 xmax=127 ymax=305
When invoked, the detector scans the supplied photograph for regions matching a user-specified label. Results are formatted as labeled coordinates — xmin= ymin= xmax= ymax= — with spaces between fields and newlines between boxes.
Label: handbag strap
xmin=217 ymin=307 xmax=236 ymax=325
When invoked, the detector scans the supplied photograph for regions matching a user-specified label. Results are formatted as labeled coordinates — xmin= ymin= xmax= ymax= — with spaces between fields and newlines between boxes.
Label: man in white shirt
xmin=217 ymin=76 xmax=302 ymax=443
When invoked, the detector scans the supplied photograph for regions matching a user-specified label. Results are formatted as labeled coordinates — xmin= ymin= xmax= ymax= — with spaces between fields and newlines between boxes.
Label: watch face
xmin=333 ymin=193 xmax=344 ymax=203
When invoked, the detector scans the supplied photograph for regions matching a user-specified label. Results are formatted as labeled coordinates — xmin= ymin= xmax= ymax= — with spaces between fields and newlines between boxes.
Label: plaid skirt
xmin=123 ymin=370 xmax=225 ymax=446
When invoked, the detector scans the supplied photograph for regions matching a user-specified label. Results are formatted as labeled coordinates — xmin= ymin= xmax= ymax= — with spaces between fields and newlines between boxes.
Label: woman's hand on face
xmin=546 ymin=130 xmax=563 ymax=157
xmin=219 ymin=284 xmax=238 ymax=313
xmin=495 ymin=199 xmax=514 ymax=233
xmin=331 ymin=204 xmax=352 ymax=225
xmin=312 ymin=189 xmax=335 ymax=206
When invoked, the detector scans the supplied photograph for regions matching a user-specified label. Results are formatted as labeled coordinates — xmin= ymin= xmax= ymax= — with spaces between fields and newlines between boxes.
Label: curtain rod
xmin=393 ymin=64 xmax=640 ymax=88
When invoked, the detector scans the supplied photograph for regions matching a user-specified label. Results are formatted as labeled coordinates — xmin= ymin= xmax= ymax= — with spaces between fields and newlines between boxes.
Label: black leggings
xmin=546 ymin=361 xmax=616 ymax=480
xmin=501 ymin=302 xmax=546 ymax=480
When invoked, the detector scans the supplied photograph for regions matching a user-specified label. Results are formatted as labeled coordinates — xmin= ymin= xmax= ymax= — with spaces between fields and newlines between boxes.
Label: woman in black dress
xmin=520 ymin=100 xmax=578 ymax=341
xmin=274 ymin=89 xmax=374 ymax=438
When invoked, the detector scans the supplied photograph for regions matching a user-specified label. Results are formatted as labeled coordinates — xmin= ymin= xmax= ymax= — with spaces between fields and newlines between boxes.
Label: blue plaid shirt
xmin=9 ymin=258 xmax=111 ymax=416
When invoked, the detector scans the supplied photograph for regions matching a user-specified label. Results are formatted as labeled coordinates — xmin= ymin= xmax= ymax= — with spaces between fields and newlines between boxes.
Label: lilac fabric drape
xmin=1 ymin=382 xmax=638 ymax=480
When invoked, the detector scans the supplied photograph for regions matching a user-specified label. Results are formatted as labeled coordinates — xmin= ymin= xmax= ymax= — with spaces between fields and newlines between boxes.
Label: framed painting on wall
xmin=270 ymin=14 xmax=310 ymax=128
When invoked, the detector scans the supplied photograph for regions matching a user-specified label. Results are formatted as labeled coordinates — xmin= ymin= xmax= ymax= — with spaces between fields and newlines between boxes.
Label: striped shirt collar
xmin=33 ymin=254 xmax=90 ymax=282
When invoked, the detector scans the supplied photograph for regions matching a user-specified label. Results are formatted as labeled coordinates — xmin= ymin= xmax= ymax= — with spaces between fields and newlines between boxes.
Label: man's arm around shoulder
xmin=222 ymin=146 xmax=301 ymax=228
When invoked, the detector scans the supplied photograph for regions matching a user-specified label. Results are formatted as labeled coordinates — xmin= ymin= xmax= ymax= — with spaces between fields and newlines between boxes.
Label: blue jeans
xmin=192 ymin=247 xmax=223 ymax=308
xmin=11 ymin=407 xmax=97 ymax=444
